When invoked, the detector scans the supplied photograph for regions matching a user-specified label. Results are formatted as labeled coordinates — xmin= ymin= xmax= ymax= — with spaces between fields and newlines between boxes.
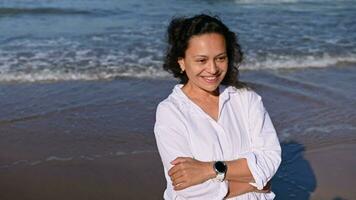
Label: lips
xmin=201 ymin=75 xmax=219 ymax=83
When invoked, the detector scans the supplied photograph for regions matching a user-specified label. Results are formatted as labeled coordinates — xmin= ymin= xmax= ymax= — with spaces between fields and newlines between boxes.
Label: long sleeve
xmin=154 ymin=102 xmax=228 ymax=200
xmin=239 ymin=92 xmax=282 ymax=190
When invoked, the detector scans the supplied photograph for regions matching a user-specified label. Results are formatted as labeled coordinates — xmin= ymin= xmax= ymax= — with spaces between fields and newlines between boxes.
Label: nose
xmin=207 ymin=61 xmax=218 ymax=74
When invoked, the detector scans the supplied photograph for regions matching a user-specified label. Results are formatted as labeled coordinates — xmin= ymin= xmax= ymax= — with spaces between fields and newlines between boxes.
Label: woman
xmin=154 ymin=14 xmax=281 ymax=199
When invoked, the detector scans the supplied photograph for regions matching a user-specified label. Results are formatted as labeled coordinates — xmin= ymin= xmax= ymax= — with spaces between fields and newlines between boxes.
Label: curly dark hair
xmin=163 ymin=14 xmax=246 ymax=88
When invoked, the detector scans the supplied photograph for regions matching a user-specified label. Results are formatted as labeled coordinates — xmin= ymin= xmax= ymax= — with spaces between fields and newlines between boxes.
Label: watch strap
xmin=213 ymin=161 xmax=227 ymax=182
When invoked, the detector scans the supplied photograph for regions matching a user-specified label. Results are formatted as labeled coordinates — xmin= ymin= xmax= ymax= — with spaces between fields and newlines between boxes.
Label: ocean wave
xmin=0 ymin=46 xmax=355 ymax=83
xmin=234 ymin=0 xmax=298 ymax=4
xmin=0 ymin=69 xmax=170 ymax=83
xmin=0 ymin=7 xmax=91 ymax=16
xmin=242 ymin=53 xmax=356 ymax=70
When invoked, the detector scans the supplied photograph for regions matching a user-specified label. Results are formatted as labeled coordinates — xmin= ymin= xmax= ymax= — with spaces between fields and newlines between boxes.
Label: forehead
xmin=186 ymin=33 xmax=226 ymax=56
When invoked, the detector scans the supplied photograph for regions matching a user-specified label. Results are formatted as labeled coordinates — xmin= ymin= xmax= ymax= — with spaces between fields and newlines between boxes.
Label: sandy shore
xmin=0 ymin=143 xmax=355 ymax=200
xmin=1 ymin=66 xmax=355 ymax=199
xmin=306 ymin=143 xmax=356 ymax=200
xmin=0 ymin=152 xmax=165 ymax=200
xmin=272 ymin=142 xmax=356 ymax=200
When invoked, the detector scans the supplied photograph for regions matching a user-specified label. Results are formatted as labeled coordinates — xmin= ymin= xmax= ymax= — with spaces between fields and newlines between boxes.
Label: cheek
xmin=186 ymin=64 xmax=203 ymax=75
xmin=184 ymin=67 xmax=200 ymax=80
xmin=221 ymin=64 xmax=228 ymax=76
xmin=221 ymin=63 xmax=228 ymax=72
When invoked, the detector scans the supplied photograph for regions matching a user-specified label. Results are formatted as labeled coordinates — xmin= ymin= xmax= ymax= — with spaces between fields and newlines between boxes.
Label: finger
xmin=174 ymin=181 xmax=189 ymax=191
xmin=169 ymin=160 xmax=189 ymax=176
xmin=168 ymin=165 xmax=181 ymax=176
xmin=170 ymin=157 xmax=182 ymax=165
xmin=255 ymin=185 xmax=271 ymax=193
xmin=170 ymin=171 xmax=184 ymax=182
xmin=255 ymin=188 xmax=271 ymax=193
xmin=171 ymin=175 xmax=186 ymax=187
xmin=170 ymin=157 xmax=189 ymax=165
xmin=263 ymin=181 xmax=271 ymax=191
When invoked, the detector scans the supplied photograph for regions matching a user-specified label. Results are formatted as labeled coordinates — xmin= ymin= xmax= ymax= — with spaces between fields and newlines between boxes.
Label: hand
xmin=168 ymin=157 xmax=214 ymax=191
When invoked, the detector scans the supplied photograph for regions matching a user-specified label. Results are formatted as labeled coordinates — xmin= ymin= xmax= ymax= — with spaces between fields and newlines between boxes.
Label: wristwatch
xmin=213 ymin=161 xmax=227 ymax=182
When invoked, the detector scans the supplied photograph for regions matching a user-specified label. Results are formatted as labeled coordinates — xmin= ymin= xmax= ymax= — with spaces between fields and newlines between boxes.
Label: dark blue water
xmin=1 ymin=3 xmax=356 ymax=198
xmin=0 ymin=0 xmax=355 ymax=82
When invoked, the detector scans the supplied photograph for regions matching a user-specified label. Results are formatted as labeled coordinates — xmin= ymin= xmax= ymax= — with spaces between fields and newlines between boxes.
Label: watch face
xmin=214 ymin=161 xmax=226 ymax=173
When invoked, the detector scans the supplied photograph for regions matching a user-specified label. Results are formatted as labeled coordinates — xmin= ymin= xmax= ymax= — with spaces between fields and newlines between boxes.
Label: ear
xmin=177 ymin=57 xmax=185 ymax=72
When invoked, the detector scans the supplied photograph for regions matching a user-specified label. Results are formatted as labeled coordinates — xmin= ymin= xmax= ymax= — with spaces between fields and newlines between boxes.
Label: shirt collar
xmin=172 ymin=84 xmax=236 ymax=106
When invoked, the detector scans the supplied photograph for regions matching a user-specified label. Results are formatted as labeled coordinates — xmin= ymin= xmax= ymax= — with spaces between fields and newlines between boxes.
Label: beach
xmin=1 ymin=65 xmax=356 ymax=200
xmin=1 ymin=0 xmax=356 ymax=199
xmin=0 ymin=152 xmax=165 ymax=200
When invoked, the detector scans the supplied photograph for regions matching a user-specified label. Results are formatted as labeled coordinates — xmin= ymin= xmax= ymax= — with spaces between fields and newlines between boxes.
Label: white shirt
xmin=154 ymin=84 xmax=281 ymax=200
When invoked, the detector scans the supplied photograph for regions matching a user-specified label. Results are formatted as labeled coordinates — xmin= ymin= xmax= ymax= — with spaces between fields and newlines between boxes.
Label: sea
xmin=0 ymin=0 xmax=356 ymax=82
xmin=0 ymin=0 xmax=355 ymax=199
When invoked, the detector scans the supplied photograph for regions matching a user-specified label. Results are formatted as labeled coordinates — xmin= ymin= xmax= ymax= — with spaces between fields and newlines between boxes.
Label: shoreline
xmin=1 ymin=65 xmax=355 ymax=199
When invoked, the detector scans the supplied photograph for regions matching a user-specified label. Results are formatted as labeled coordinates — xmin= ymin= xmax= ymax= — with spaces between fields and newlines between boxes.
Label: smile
xmin=202 ymin=76 xmax=219 ymax=83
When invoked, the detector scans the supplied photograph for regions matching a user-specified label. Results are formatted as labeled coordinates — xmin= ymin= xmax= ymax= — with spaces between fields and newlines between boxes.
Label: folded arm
xmin=225 ymin=180 xmax=272 ymax=199
xmin=154 ymin=103 xmax=228 ymax=199
xmin=154 ymin=92 xmax=281 ymax=198
xmin=167 ymin=92 xmax=281 ymax=195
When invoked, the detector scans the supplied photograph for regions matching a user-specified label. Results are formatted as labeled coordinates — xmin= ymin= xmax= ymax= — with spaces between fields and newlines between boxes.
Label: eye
xmin=196 ymin=59 xmax=207 ymax=64
xmin=216 ymin=56 xmax=227 ymax=62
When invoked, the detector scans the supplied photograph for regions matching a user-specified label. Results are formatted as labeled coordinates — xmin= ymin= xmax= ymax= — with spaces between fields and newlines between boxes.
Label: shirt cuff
xmin=220 ymin=180 xmax=229 ymax=198
xmin=239 ymin=152 xmax=265 ymax=190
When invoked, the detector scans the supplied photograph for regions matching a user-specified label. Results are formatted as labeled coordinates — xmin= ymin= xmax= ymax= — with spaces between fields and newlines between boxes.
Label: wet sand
xmin=306 ymin=143 xmax=356 ymax=200
xmin=272 ymin=142 xmax=356 ymax=200
xmin=1 ymin=66 xmax=355 ymax=199
xmin=0 ymin=144 xmax=355 ymax=200
xmin=0 ymin=152 xmax=165 ymax=200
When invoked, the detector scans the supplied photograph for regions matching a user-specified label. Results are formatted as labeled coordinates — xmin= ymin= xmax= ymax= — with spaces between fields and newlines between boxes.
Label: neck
xmin=182 ymin=83 xmax=219 ymax=100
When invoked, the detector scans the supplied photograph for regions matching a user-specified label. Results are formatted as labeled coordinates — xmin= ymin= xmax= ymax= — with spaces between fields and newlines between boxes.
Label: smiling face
xmin=178 ymin=33 xmax=228 ymax=95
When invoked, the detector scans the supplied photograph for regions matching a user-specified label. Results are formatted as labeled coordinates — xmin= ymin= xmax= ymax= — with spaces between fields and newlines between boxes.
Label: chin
xmin=200 ymin=84 xmax=220 ymax=93
xmin=199 ymin=80 xmax=221 ymax=91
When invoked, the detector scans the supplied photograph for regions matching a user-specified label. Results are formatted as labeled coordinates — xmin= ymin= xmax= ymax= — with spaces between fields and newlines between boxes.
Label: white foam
xmin=0 ymin=149 xmax=159 ymax=169
xmin=0 ymin=48 xmax=355 ymax=83
xmin=6 ymin=37 xmax=80 ymax=48
xmin=234 ymin=0 xmax=298 ymax=4
xmin=30 ymin=160 xmax=42 ymax=166
xmin=279 ymin=124 xmax=356 ymax=142
xmin=303 ymin=124 xmax=356 ymax=134
xmin=46 ymin=156 xmax=73 ymax=161
xmin=131 ymin=150 xmax=155 ymax=154
xmin=12 ymin=159 xmax=28 ymax=165
xmin=241 ymin=53 xmax=356 ymax=70
xmin=0 ymin=69 xmax=170 ymax=83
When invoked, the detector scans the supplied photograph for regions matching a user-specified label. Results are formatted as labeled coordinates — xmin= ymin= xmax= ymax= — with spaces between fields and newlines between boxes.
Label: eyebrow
xmin=215 ymin=53 xmax=227 ymax=57
xmin=193 ymin=52 xmax=227 ymax=58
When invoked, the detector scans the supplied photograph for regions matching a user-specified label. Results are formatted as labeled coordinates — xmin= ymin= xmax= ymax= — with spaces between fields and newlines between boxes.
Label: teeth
xmin=205 ymin=77 xmax=216 ymax=80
